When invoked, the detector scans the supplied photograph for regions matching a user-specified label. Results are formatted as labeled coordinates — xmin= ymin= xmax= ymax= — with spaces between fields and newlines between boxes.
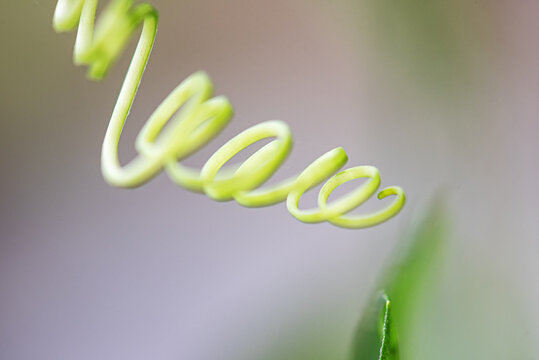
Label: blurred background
xmin=1 ymin=0 xmax=538 ymax=359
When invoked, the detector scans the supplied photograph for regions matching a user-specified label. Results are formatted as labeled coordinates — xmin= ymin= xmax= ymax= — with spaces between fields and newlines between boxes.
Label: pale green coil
xmin=52 ymin=0 xmax=406 ymax=229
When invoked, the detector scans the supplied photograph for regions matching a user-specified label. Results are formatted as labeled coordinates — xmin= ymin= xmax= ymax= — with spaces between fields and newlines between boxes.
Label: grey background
xmin=1 ymin=1 xmax=538 ymax=359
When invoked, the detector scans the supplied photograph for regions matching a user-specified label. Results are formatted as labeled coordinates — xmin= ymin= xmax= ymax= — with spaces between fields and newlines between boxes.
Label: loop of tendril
xmin=53 ymin=0 xmax=406 ymax=229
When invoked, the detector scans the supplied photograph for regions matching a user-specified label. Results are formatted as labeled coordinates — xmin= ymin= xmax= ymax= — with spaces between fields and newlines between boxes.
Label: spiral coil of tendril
xmin=52 ymin=0 xmax=405 ymax=229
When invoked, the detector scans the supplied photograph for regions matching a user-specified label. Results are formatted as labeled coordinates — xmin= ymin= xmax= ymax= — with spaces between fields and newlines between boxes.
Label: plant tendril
xmin=52 ymin=0 xmax=406 ymax=229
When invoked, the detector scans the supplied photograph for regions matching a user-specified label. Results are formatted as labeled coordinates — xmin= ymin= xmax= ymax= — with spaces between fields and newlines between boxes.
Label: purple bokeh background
xmin=1 ymin=1 xmax=538 ymax=359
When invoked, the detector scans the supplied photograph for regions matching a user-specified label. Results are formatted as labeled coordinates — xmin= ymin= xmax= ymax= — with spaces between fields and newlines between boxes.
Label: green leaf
xmin=351 ymin=198 xmax=448 ymax=360
xmin=378 ymin=293 xmax=398 ymax=360
xmin=351 ymin=292 xmax=399 ymax=360
xmin=383 ymin=198 xmax=448 ymax=358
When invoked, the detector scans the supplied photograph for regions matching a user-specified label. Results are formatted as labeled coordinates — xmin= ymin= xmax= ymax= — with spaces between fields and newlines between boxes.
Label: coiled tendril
xmin=52 ymin=0 xmax=406 ymax=229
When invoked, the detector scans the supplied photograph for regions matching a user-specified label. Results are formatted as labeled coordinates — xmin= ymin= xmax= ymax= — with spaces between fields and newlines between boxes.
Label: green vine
xmin=53 ymin=0 xmax=405 ymax=229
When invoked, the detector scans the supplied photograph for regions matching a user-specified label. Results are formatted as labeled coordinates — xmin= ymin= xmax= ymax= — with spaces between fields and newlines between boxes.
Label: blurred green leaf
xmin=352 ymin=198 xmax=448 ymax=360
xmin=384 ymin=199 xmax=448 ymax=353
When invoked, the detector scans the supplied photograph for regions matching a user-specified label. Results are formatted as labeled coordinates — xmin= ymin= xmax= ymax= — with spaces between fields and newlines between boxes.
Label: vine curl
xmin=53 ymin=0 xmax=406 ymax=229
